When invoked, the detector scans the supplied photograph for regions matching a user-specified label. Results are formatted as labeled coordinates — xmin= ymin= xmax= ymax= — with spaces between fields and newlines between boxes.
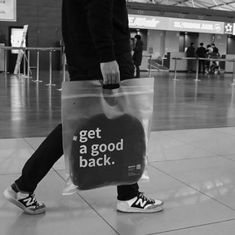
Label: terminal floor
xmin=0 ymin=71 xmax=235 ymax=235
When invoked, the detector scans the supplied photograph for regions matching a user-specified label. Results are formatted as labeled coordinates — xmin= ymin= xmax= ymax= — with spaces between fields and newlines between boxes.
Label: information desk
xmin=172 ymin=57 xmax=235 ymax=82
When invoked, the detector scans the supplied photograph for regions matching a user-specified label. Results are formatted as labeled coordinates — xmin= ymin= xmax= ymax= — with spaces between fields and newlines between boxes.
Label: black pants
xmin=198 ymin=60 xmax=205 ymax=74
xmin=15 ymin=52 xmax=139 ymax=201
xmin=134 ymin=64 xmax=140 ymax=78
xmin=187 ymin=59 xmax=194 ymax=72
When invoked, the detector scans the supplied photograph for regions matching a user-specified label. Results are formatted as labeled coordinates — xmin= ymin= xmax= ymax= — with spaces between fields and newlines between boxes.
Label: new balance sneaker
xmin=3 ymin=186 xmax=46 ymax=215
xmin=117 ymin=192 xmax=163 ymax=213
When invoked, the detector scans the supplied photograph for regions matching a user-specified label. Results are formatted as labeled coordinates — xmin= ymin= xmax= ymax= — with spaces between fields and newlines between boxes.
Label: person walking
xmin=3 ymin=0 xmax=164 ymax=215
xmin=133 ymin=35 xmax=143 ymax=78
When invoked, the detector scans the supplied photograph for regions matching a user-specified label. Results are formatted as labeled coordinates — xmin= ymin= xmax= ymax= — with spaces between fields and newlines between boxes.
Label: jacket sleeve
xmin=81 ymin=0 xmax=115 ymax=63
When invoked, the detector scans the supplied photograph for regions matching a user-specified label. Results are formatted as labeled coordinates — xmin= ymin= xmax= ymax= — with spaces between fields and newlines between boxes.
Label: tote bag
xmin=62 ymin=78 xmax=154 ymax=192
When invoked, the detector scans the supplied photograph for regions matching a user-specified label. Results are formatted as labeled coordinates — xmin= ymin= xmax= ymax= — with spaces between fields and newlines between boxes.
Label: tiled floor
xmin=1 ymin=128 xmax=235 ymax=235
xmin=1 ymin=71 xmax=235 ymax=234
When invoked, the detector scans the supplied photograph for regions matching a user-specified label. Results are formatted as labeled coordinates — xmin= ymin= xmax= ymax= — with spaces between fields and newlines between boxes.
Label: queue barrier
xmin=0 ymin=46 xmax=66 ymax=87
xmin=172 ymin=57 xmax=235 ymax=85
xmin=1 ymin=47 xmax=154 ymax=84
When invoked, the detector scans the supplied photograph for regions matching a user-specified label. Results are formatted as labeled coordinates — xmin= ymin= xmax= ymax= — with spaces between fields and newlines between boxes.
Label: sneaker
xmin=3 ymin=187 xmax=46 ymax=215
xmin=117 ymin=192 xmax=164 ymax=213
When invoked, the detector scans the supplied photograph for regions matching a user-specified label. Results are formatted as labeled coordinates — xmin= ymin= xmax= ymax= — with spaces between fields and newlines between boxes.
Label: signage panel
xmin=170 ymin=18 xmax=223 ymax=34
xmin=233 ymin=23 xmax=235 ymax=35
xmin=0 ymin=0 xmax=16 ymax=21
xmin=223 ymin=22 xmax=233 ymax=34
xmin=13 ymin=25 xmax=28 ymax=75
xmin=129 ymin=14 xmax=224 ymax=34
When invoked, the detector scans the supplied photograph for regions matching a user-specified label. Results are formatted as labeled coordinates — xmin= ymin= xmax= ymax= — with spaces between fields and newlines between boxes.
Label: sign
xmin=129 ymin=15 xmax=160 ymax=29
xmin=224 ymin=23 xmax=233 ymax=35
xmin=128 ymin=14 xmax=224 ymax=34
xmin=170 ymin=18 xmax=223 ymax=34
xmin=232 ymin=23 xmax=235 ymax=35
xmin=0 ymin=0 xmax=16 ymax=21
xmin=13 ymin=25 xmax=28 ymax=75
xmin=10 ymin=28 xmax=27 ymax=54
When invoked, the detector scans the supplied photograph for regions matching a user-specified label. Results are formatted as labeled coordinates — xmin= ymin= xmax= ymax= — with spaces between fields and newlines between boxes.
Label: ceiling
xmin=127 ymin=0 xmax=235 ymax=11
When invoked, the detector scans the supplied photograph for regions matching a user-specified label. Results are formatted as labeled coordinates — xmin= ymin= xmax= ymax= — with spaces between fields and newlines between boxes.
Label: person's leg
xmin=115 ymin=52 xmax=163 ymax=212
xmin=136 ymin=66 xmax=140 ymax=78
xmin=199 ymin=60 xmax=202 ymax=73
xmin=188 ymin=60 xmax=192 ymax=72
xmin=14 ymin=124 xmax=63 ymax=193
xmin=202 ymin=60 xmax=205 ymax=74
xmin=117 ymin=184 xmax=139 ymax=200
xmin=115 ymin=52 xmax=139 ymax=199
xmin=4 ymin=65 xmax=92 ymax=214
xmin=4 ymin=124 xmax=63 ymax=214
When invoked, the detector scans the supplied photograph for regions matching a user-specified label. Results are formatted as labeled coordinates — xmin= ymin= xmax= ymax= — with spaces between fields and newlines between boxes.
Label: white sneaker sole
xmin=3 ymin=189 xmax=46 ymax=215
xmin=117 ymin=204 xmax=164 ymax=213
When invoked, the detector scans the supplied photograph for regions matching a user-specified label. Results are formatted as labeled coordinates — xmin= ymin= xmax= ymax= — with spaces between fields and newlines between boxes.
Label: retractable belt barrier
xmin=0 ymin=46 xmax=66 ymax=88
xmin=172 ymin=57 xmax=235 ymax=85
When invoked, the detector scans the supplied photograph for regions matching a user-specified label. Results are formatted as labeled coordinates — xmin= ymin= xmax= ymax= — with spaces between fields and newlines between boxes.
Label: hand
xmin=100 ymin=61 xmax=120 ymax=85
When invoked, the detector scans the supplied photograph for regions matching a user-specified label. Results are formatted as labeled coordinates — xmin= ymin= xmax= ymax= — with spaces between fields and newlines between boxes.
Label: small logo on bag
xmin=136 ymin=164 xmax=141 ymax=170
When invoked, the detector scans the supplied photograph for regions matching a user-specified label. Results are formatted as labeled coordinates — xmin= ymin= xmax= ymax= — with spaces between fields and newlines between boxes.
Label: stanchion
xmin=194 ymin=79 xmax=198 ymax=102
xmin=23 ymin=51 xmax=26 ymax=76
xmin=194 ymin=58 xmax=201 ymax=82
xmin=173 ymin=58 xmax=179 ymax=81
xmin=231 ymin=60 xmax=235 ymax=86
xmin=46 ymin=50 xmax=56 ymax=86
xmin=62 ymin=52 xmax=66 ymax=82
xmin=148 ymin=55 xmax=152 ymax=78
xmin=32 ymin=50 xmax=42 ymax=83
xmin=4 ymin=49 xmax=8 ymax=77
xmin=58 ymin=52 xmax=66 ymax=91
xmin=27 ymin=50 xmax=31 ymax=77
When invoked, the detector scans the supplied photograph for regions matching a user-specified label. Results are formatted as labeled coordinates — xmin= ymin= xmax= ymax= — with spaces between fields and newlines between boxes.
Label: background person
xmin=209 ymin=43 xmax=220 ymax=74
xmin=186 ymin=42 xmax=195 ymax=73
xmin=196 ymin=42 xmax=206 ymax=74
xmin=132 ymin=34 xmax=143 ymax=78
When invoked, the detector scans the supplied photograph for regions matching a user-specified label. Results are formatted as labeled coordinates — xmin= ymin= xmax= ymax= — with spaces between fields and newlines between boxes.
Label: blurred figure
xmin=205 ymin=45 xmax=212 ymax=74
xmin=211 ymin=43 xmax=219 ymax=54
xmin=196 ymin=43 xmax=206 ymax=74
xmin=133 ymin=35 xmax=143 ymax=78
xmin=209 ymin=44 xmax=220 ymax=74
xmin=186 ymin=42 xmax=195 ymax=73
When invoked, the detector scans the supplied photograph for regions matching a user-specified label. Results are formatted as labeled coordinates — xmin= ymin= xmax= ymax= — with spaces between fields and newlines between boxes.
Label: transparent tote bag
xmin=61 ymin=78 xmax=154 ymax=193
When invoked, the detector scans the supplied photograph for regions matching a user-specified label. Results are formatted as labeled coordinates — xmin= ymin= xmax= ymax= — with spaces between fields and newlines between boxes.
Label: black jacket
xmin=62 ymin=0 xmax=131 ymax=68
xmin=196 ymin=47 xmax=206 ymax=58
xmin=186 ymin=46 xmax=195 ymax=57
xmin=133 ymin=39 xmax=143 ymax=66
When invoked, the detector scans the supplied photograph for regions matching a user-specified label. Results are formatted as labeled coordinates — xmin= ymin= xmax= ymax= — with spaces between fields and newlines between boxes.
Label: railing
xmin=0 ymin=46 xmax=66 ymax=88
xmin=172 ymin=57 xmax=235 ymax=85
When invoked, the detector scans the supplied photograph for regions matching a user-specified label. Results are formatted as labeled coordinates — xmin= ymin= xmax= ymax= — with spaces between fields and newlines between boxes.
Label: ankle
xmin=11 ymin=183 xmax=32 ymax=194
xmin=11 ymin=183 xmax=20 ymax=193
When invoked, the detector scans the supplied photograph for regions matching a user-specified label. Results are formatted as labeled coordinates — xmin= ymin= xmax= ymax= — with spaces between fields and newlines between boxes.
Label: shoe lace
xmin=138 ymin=192 xmax=155 ymax=204
xmin=28 ymin=194 xmax=41 ymax=208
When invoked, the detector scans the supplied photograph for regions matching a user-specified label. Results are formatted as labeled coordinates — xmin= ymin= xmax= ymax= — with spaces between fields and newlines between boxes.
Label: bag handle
xmin=99 ymin=80 xmax=120 ymax=89
xmin=102 ymin=84 xmax=120 ymax=89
